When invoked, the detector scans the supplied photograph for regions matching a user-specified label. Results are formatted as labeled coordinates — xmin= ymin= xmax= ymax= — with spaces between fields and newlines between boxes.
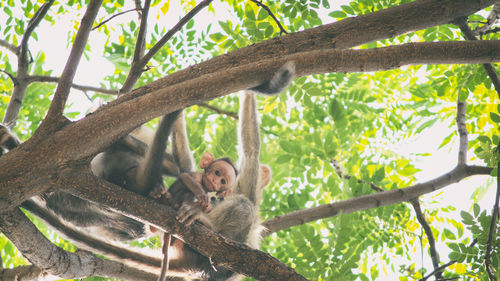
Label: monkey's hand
xmin=195 ymin=193 xmax=211 ymax=212
xmin=177 ymin=202 xmax=204 ymax=226
xmin=148 ymin=183 xmax=168 ymax=199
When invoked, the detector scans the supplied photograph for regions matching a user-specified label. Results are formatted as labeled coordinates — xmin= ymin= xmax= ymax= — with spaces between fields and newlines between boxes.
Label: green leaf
xmin=328 ymin=11 xmax=346 ymax=18
xmin=490 ymin=112 xmax=500 ymax=123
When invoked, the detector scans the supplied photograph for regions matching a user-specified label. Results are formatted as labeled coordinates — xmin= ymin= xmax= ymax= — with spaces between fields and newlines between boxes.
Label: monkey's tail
xmin=157 ymin=233 xmax=172 ymax=281
xmin=249 ymin=61 xmax=295 ymax=95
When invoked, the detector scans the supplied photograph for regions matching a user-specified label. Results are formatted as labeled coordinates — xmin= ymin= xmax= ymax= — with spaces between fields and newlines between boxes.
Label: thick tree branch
xmin=456 ymin=99 xmax=468 ymax=165
xmin=42 ymin=0 xmax=102 ymax=126
xmin=1 ymin=40 xmax=500 ymax=211
xmin=0 ymin=208 xmax=158 ymax=281
xmin=112 ymin=0 xmax=497 ymax=107
xmin=62 ymin=168 xmax=307 ymax=281
xmin=456 ymin=18 xmax=500 ymax=98
xmin=262 ymin=164 xmax=493 ymax=235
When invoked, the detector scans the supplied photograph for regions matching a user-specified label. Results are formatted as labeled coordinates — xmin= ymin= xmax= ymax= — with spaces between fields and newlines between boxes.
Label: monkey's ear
xmin=258 ymin=164 xmax=272 ymax=189
xmin=199 ymin=151 xmax=215 ymax=169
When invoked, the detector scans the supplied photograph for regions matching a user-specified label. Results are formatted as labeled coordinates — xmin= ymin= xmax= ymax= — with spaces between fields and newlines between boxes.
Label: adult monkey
xmin=163 ymin=91 xmax=275 ymax=281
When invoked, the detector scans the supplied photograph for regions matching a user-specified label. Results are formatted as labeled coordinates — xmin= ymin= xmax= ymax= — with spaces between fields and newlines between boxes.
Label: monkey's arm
xmin=178 ymin=172 xmax=210 ymax=210
xmin=235 ymin=91 xmax=261 ymax=204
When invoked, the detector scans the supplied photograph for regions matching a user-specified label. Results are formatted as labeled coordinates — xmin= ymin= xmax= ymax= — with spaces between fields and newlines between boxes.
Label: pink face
xmin=201 ymin=160 xmax=236 ymax=192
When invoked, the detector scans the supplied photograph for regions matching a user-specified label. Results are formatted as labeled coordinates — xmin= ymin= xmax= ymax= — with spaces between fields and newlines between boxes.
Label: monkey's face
xmin=202 ymin=161 xmax=236 ymax=193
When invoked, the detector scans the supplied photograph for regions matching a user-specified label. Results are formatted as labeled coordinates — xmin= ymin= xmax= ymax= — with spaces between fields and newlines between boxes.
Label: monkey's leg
xmin=158 ymin=232 xmax=172 ymax=281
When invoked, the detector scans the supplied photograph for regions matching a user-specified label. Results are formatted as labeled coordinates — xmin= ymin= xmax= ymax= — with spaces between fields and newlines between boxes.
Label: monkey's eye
xmin=215 ymin=170 xmax=221 ymax=176
xmin=221 ymin=179 xmax=226 ymax=185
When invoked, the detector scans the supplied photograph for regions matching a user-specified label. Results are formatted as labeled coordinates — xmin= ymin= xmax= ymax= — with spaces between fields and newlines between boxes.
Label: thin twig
xmin=19 ymin=0 xmax=55 ymax=67
xmin=473 ymin=3 xmax=500 ymax=36
xmin=330 ymin=159 xmax=384 ymax=192
xmin=92 ymin=8 xmax=141 ymax=30
xmin=456 ymin=18 xmax=500 ymax=98
xmin=483 ymin=27 xmax=500 ymax=35
xmin=0 ymin=70 xmax=18 ymax=86
xmin=27 ymin=75 xmax=118 ymax=94
xmin=411 ymin=199 xmax=442 ymax=280
xmin=140 ymin=0 xmax=213 ymax=67
xmin=419 ymin=260 xmax=456 ymax=281
xmin=456 ymin=99 xmax=468 ymax=165
xmin=197 ymin=103 xmax=238 ymax=119
xmin=249 ymin=0 xmax=288 ymax=34
xmin=484 ymin=151 xmax=499 ymax=281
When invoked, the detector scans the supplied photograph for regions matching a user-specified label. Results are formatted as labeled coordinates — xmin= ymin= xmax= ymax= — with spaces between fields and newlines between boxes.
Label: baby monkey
xmin=167 ymin=151 xmax=237 ymax=211
xmin=157 ymin=151 xmax=237 ymax=281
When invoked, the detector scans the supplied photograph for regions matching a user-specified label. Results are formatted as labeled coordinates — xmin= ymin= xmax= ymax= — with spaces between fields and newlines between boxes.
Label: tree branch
xmin=249 ymin=0 xmax=288 ymax=34
xmin=411 ymin=199 xmax=442 ymax=279
xmin=3 ymin=0 xmax=54 ymax=129
xmin=456 ymin=99 xmax=468 ymax=165
xmin=419 ymin=260 xmax=457 ymax=281
xmin=121 ymin=0 xmax=213 ymax=93
xmin=0 ymin=69 xmax=18 ymax=86
xmin=331 ymin=159 xmax=385 ymax=192
xmin=197 ymin=103 xmax=239 ymax=119
xmin=456 ymin=18 xmax=500 ymax=98
xmin=41 ymin=0 xmax=102 ymax=127
xmin=262 ymin=164 xmax=493 ymax=235
xmin=63 ymin=168 xmax=307 ymax=281
xmin=473 ymin=2 xmax=500 ymax=36
xmin=92 ymin=8 xmax=140 ymax=30
xmin=112 ymin=0 xmax=496 ymax=108
xmin=1 ymin=40 xmax=500 ymax=211
xmin=485 ymin=156 xmax=499 ymax=281
xmin=0 ymin=208 xmax=159 ymax=281
xmin=27 ymin=75 xmax=119 ymax=94
xmin=0 ymin=39 xmax=18 ymax=54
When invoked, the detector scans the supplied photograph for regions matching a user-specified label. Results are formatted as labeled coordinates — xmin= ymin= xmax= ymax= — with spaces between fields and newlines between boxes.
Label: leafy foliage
xmin=0 ymin=0 xmax=499 ymax=280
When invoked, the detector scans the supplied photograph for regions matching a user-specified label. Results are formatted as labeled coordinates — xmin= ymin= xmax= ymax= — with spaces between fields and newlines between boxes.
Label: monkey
xmin=3 ymin=61 xmax=295 ymax=280
xmin=157 ymin=151 xmax=237 ymax=281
